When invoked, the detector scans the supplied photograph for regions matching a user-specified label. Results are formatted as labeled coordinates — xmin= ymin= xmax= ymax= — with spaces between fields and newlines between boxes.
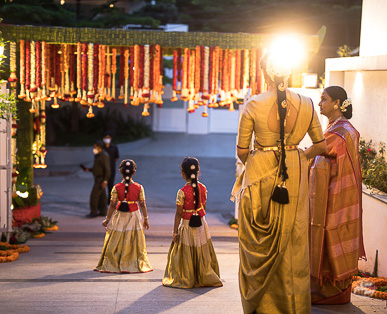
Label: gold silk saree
xmin=232 ymin=89 xmax=324 ymax=314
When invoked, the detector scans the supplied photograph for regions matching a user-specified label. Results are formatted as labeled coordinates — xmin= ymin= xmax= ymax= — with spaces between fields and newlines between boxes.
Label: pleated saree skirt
xmin=162 ymin=217 xmax=222 ymax=288
xmin=94 ymin=210 xmax=153 ymax=273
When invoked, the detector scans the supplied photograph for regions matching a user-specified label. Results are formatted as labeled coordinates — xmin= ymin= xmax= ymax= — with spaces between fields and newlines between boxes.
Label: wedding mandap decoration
xmin=2 ymin=24 xmax=321 ymax=170
xmin=10 ymin=40 xmax=264 ymax=118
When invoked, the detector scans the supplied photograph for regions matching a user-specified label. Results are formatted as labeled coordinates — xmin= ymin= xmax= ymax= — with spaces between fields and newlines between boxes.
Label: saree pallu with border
xmin=95 ymin=210 xmax=153 ymax=273
xmin=309 ymin=119 xmax=365 ymax=304
xmin=162 ymin=218 xmax=222 ymax=288
xmin=232 ymin=92 xmax=322 ymax=314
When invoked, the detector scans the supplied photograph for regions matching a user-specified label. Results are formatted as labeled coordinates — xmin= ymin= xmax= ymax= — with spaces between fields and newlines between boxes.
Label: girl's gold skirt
xmin=95 ymin=210 xmax=153 ymax=273
xmin=162 ymin=217 xmax=222 ymax=288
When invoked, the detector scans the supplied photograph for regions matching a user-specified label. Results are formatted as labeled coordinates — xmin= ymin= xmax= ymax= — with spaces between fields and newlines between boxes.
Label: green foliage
xmin=47 ymin=105 xmax=152 ymax=146
xmin=0 ymin=3 xmax=75 ymax=26
xmin=337 ymin=45 xmax=354 ymax=57
xmin=377 ymin=286 xmax=387 ymax=292
xmin=359 ymin=140 xmax=387 ymax=193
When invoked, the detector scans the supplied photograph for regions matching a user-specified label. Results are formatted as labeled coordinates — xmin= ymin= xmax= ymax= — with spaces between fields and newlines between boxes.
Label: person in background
xmin=309 ymin=86 xmax=365 ymax=304
xmin=83 ymin=141 xmax=111 ymax=218
xmin=103 ymin=132 xmax=119 ymax=203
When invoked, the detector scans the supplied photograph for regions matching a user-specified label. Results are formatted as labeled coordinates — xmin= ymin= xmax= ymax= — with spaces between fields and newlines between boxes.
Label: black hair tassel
xmin=271 ymin=182 xmax=289 ymax=204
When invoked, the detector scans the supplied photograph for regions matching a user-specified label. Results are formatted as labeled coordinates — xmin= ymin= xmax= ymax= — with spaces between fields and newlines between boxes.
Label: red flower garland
xmin=139 ymin=45 xmax=144 ymax=89
xmin=93 ymin=43 xmax=99 ymax=100
xmin=70 ymin=45 xmax=76 ymax=94
xmin=118 ymin=46 xmax=125 ymax=99
xmin=55 ymin=45 xmax=61 ymax=91
xmin=82 ymin=43 xmax=88 ymax=95
xmin=173 ymin=50 xmax=177 ymax=92
xmin=149 ymin=45 xmax=154 ymax=92
xmin=194 ymin=46 xmax=201 ymax=95
xmin=177 ymin=48 xmax=182 ymax=91
xmin=36 ymin=41 xmax=41 ymax=90
xmin=129 ymin=46 xmax=134 ymax=96
xmin=25 ymin=41 xmax=30 ymax=92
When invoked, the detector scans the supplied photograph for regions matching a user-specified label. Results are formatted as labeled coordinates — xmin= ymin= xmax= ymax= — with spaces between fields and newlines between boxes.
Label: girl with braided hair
xmin=231 ymin=52 xmax=326 ymax=313
xmin=162 ymin=157 xmax=222 ymax=288
xmin=94 ymin=159 xmax=152 ymax=273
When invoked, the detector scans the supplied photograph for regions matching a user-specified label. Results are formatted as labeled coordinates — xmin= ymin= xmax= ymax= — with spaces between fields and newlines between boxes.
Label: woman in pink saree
xmin=309 ymin=86 xmax=366 ymax=304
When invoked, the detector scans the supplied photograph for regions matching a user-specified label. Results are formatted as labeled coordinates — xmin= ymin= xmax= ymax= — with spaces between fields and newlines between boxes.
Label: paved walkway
xmin=1 ymin=133 xmax=386 ymax=313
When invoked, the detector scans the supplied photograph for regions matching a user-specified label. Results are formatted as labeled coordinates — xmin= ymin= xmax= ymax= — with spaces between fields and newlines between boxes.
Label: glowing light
xmin=269 ymin=35 xmax=305 ymax=70
xmin=302 ymin=73 xmax=318 ymax=88
xmin=16 ymin=190 xmax=29 ymax=198
xmin=60 ymin=0 xmax=65 ymax=5
xmin=0 ymin=45 xmax=4 ymax=57
xmin=110 ymin=3 xmax=114 ymax=8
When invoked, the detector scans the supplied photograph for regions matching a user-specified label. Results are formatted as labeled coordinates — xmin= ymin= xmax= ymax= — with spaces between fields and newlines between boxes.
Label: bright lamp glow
xmin=302 ymin=73 xmax=318 ymax=88
xmin=269 ymin=35 xmax=305 ymax=70
xmin=0 ymin=46 xmax=4 ymax=56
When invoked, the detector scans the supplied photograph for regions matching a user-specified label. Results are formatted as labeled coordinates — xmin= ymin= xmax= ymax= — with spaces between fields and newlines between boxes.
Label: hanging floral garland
xmin=118 ymin=46 xmax=125 ymax=99
xmin=142 ymin=44 xmax=150 ymax=116
xmin=80 ymin=43 xmax=88 ymax=106
xmin=129 ymin=46 xmax=134 ymax=100
xmin=131 ymin=45 xmax=140 ymax=106
xmin=105 ymin=46 xmax=112 ymax=101
xmin=111 ymin=48 xmax=117 ymax=101
xmin=18 ymin=40 xmax=26 ymax=99
xmin=124 ymin=48 xmax=129 ymax=107
xmin=69 ymin=44 xmax=76 ymax=100
xmin=41 ymin=41 xmax=47 ymax=101
xmin=86 ymin=43 xmax=94 ymax=118
xmin=256 ymin=48 xmax=262 ymax=94
xmin=8 ymin=42 xmax=18 ymax=89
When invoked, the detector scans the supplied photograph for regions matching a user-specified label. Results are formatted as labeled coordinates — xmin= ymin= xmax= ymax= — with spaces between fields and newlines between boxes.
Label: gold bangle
xmin=143 ymin=216 xmax=148 ymax=219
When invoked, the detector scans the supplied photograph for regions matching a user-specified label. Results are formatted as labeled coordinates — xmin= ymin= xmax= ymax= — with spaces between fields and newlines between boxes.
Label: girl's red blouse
xmin=114 ymin=182 xmax=143 ymax=212
xmin=178 ymin=182 xmax=207 ymax=220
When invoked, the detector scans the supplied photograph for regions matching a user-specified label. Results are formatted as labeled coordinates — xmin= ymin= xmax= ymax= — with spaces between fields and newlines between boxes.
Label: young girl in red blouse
xmin=94 ymin=159 xmax=152 ymax=273
xmin=162 ymin=157 xmax=222 ymax=288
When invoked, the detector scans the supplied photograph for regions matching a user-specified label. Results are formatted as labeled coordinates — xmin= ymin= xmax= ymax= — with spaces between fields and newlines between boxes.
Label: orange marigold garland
xmin=81 ymin=43 xmax=88 ymax=106
xmin=105 ymin=46 xmax=112 ymax=101
xmin=111 ymin=48 xmax=117 ymax=101
xmin=86 ymin=43 xmax=95 ymax=117
xmin=76 ymin=42 xmax=82 ymax=101
xmin=124 ymin=48 xmax=129 ymax=107
xmin=118 ymin=46 xmax=125 ymax=99
xmin=44 ymin=225 xmax=59 ymax=232
xmin=155 ymin=45 xmax=164 ymax=107
xmin=129 ymin=46 xmax=134 ymax=100
xmin=18 ymin=40 xmax=26 ymax=98
xmin=352 ymin=276 xmax=387 ymax=300
xmin=141 ymin=44 xmax=150 ymax=116
xmin=0 ymin=242 xmax=30 ymax=263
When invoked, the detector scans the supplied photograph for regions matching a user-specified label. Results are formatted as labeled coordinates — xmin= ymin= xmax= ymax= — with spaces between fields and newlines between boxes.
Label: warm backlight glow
xmin=269 ymin=35 xmax=305 ymax=70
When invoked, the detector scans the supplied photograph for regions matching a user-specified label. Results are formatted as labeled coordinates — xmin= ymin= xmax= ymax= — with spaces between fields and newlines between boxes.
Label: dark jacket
xmin=92 ymin=151 xmax=111 ymax=182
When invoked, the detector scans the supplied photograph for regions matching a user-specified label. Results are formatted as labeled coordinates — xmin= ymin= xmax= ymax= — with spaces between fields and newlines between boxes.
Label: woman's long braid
xmin=181 ymin=157 xmax=200 ymax=210
xmin=119 ymin=159 xmax=136 ymax=200
xmin=275 ymin=76 xmax=289 ymax=182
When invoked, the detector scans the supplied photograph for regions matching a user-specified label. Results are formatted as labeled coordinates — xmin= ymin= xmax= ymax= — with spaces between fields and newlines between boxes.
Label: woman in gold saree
xmin=232 ymin=53 xmax=326 ymax=314
xmin=309 ymin=86 xmax=365 ymax=304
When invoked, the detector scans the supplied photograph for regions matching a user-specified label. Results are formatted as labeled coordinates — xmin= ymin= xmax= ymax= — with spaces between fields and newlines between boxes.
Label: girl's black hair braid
xmin=181 ymin=157 xmax=200 ymax=210
xmin=274 ymin=76 xmax=289 ymax=182
xmin=119 ymin=159 xmax=136 ymax=199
